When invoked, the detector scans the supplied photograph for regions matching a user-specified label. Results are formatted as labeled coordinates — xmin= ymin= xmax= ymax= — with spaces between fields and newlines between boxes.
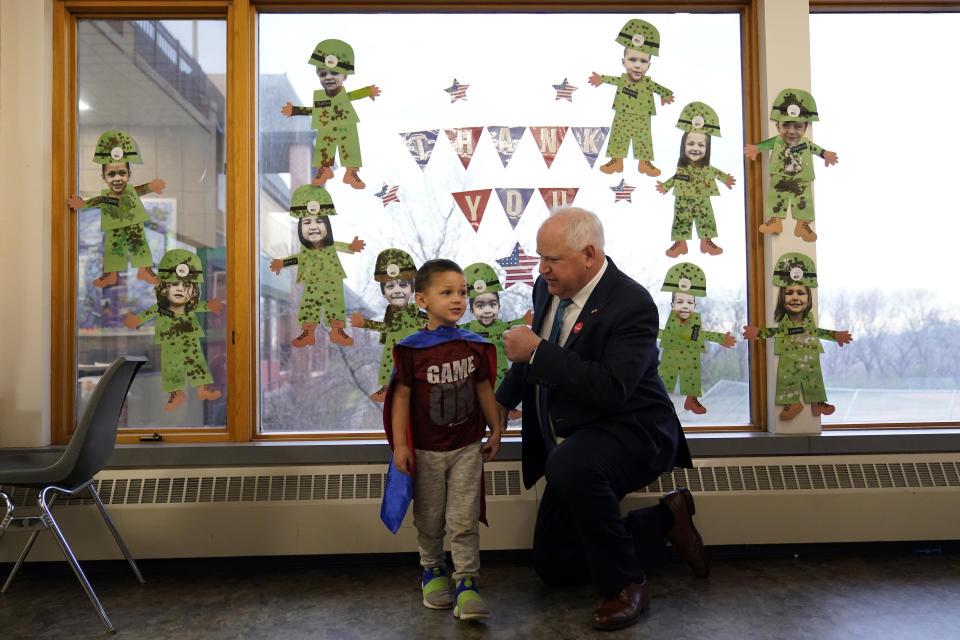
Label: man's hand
xmin=503 ymin=325 xmax=542 ymax=362
xmin=393 ymin=445 xmax=413 ymax=475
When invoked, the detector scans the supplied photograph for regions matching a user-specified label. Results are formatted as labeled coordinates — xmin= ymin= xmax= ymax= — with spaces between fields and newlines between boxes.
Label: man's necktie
xmin=538 ymin=298 xmax=572 ymax=451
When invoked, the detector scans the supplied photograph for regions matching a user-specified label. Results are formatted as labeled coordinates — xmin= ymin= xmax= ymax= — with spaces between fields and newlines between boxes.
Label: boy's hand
xmin=724 ymin=174 xmax=737 ymax=189
xmin=348 ymin=236 xmax=366 ymax=252
xmin=661 ymin=94 xmax=675 ymax=106
xmin=67 ymin=195 xmax=85 ymax=210
xmin=588 ymin=72 xmax=602 ymax=87
xmin=281 ymin=101 xmax=294 ymax=117
xmin=269 ymin=258 xmax=284 ymax=275
xmin=742 ymin=325 xmax=759 ymax=340
xmin=721 ymin=332 xmax=736 ymax=348
xmin=743 ymin=144 xmax=760 ymax=161
xmin=393 ymin=445 xmax=414 ymax=475
xmin=207 ymin=298 xmax=224 ymax=315
xmin=349 ymin=310 xmax=365 ymax=328
xmin=823 ymin=150 xmax=839 ymax=166
xmin=369 ymin=85 xmax=381 ymax=100
xmin=523 ymin=309 xmax=534 ymax=325
xmin=123 ymin=313 xmax=141 ymax=330
xmin=149 ymin=178 xmax=166 ymax=195
xmin=655 ymin=181 xmax=667 ymax=194
xmin=835 ymin=330 xmax=853 ymax=346
xmin=481 ymin=432 xmax=501 ymax=462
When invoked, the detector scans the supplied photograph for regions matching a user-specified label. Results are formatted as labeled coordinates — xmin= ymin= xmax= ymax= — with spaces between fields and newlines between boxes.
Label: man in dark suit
xmin=496 ymin=207 xmax=707 ymax=631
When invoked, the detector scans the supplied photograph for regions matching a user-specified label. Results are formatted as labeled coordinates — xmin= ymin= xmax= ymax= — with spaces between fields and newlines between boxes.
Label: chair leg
xmin=1 ymin=491 xmax=48 ymax=594
xmin=87 ymin=485 xmax=144 ymax=584
xmin=38 ymin=487 xmax=115 ymax=633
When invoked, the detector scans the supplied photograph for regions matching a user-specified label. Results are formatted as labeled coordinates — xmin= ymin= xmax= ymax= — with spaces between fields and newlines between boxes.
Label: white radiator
xmin=3 ymin=455 xmax=959 ymax=562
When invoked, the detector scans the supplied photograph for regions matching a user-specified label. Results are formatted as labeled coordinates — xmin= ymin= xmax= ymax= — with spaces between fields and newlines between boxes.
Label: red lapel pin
xmin=573 ymin=322 xmax=583 ymax=333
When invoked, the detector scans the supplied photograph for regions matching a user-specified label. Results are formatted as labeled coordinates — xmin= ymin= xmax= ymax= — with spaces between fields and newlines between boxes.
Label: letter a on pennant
xmin=452 ymin=189 xmax=493 ymax=232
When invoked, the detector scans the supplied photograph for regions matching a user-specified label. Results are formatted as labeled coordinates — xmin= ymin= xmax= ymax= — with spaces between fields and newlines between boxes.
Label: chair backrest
xmin=53 ymin=357 xmax=146 ymax=486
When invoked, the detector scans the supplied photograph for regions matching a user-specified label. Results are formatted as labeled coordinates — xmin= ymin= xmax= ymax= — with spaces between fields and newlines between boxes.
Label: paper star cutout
xmin=495 ymin=242 xmax=539 ymax=288
xmin=610 ymin=179 xmax=636 ymax=204
xmin=444 ymin=78 xmax=470 ymax=103
xmin=374 ymin=183 xmax=400 ymax=207
xmin=552 ymin=78 xmax=578 ymax=102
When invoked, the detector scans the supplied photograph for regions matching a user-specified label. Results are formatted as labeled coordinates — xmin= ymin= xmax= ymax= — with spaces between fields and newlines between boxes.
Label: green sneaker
xmin=453 ymin=576 xmax=489 ymax=620
xmin=421 ymin=567 xmax=453 ymax=609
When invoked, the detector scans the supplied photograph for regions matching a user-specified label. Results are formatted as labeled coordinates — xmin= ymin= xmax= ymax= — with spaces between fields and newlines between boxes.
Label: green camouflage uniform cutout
xmin=658 ymin=311 xmax=728 ymax=396
xmin=755 ymin=135 xmax=826 ymax=221
xmin=756 ymin=315 xmax=841 ymax=405
xmin=82 ymin=184 xmax=156 ymax=271
xmin=601 ymin=74 xmax=672 ymax=161
xmin=137 ymin=302 xmax=215 ymax=393
xmin=365 ymin=304 xmax=426 ymax=385
xmin=277 ymin=244 xmax=354 ymax=324
xmin=660 ymin=166 xmax=731 ymax=240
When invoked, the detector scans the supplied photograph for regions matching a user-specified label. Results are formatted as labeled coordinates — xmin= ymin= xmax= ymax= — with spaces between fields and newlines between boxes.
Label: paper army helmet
xmin=93 ymin=130 xmax=142 ymax=165
xmin=772 ymin=252 xmax=818 ymax=288
xmin=157 ymin=249 xmax=204 ymax=284
xmin=309 ymin=39 xmax=355 ymax=75
xmin=661 ymin=262 xmax=707 ymax=297
xmin=374 ymin=248 xmax=416 ymax=283
xmin=676 ymin=102 xmax=721 ymax=137
xmin=289 ymin=184 xmax=337 ymax=218
xmin=770 ymin=89 xmax=819 ymax=123
xmin=616 ymin=19 xmax=661 ymax=56
xmin=464 ymin=263 xmax=503 ymax=298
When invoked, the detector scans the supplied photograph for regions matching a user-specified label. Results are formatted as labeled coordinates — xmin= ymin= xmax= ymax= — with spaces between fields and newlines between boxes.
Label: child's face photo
xmin=684 ymin=133 xmax=709 ymax=163
xmin=775 ymin=121 xmax=808 ymax=147
xmin=300 ymin=215 xmax=328 ymax=246
xmin=102 ymin=162 xmax=130 ymax=196
xmin=671 ymin=293 xmax=696 ymax=320
xmin=783 ymin=285 xmax=810 ymax=321
xmin=316 ymin=67 xmax=346 ymax=94
xmin=470 ymin=292 xmax=500 ymax=327
xmin=382 ymin=279 xmax=413 ymax=309
xmin=166 ymin=281 xmax=194 ymax=311
xmin=622 ymin=48 xmax=651 ymax=81
xmin=416 ymin=271 xmax=468 ymax=328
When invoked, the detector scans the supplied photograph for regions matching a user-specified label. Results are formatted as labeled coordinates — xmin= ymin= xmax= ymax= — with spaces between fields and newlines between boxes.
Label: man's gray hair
xmin=549 ymin=207 xmax=605 ymax=252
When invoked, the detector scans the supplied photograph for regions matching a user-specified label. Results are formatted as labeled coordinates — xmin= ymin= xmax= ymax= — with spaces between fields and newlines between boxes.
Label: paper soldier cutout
xmin=744 ymin=89 xmax=838 ymax=242
xmin=281 ymin=39 xmax=381 ymax=190
xmin=444 ymin=78 xmax=469 ymax=102
xmin=656 ymin=103 xmax=736 ymax=258
xmin=349 ymin=249 xmax=426 ymax=402
xmin=459 ymin=263 xmax=533 ymax=391
xmin=68 ymin=130 xmax=165 ymax=289
xmin=552 ymin=78 xmax=578 ymax=101
xmin=657 ymin=262 xmax=735 ymax=415
xmin=589 ymin=18 xmax=674 ymax=178
xmin=269 ymin=185 xmax=365 ymax=349
xmin=123 ymin=249 xmax=223 ymax=411
xmin=495 ymin=243 xmax=539 ymax=288
xmin=610 ymin=179 xmax=636 ymax=203
xmin=742 ymin=253 xmax=853 ymax=420
xmin=375 ymin=183 xmax=400 ymax=207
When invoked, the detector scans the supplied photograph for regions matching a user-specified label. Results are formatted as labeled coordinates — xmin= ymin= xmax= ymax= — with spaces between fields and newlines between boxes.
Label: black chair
xmin=0 ymin=356 xmax=146 ymax=632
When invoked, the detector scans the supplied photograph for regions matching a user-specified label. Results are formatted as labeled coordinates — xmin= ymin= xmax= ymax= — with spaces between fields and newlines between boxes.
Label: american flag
xmin=495 ymin=242 xmax=539 ymax=288
xmin=552 ymin=78 xmax=578 ymax=102
xmin=610 ymin=179 xmax=636 ymax=204
xmin=374 ymin=183 xmax=400 ymax=207
xmin=444 ymin=78 xmax=469 ymax=103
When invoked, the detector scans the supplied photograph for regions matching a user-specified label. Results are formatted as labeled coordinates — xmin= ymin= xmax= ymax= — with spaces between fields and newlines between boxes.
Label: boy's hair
xmin=379 ymin=278 xmax=414 ymax=295
xmin=154 ymin=281 xmax=200 ymax=314
xmin=678 ymin=132 xmax=711 ymax=168
xmin=773 ymin=285 xmax=812 ymax=322
xmin=415 ymin=259 xmax=463 ymax=293
xmin=101 ymin=162 xmax=131 ymax=176
xmin=297 ymin=216 xmax=334 ymax=249
xmin=469 ymin=291 xmax=500 ymax=310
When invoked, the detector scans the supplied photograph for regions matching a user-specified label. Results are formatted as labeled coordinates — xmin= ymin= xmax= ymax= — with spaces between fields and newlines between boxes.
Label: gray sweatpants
xmin=413 ymin=442 xmax=483 ymax=582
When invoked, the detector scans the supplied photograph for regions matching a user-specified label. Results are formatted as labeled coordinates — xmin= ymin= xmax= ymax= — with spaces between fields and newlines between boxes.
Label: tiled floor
xmin=2 ymin=549 xmax=960 ymax=639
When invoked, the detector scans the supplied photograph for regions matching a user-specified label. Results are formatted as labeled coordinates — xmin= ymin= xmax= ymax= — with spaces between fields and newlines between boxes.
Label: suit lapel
xmin=532 ymin=278 xmax=551 ymax=335
xmin=562 ymin=258 xmax=619 ymax=350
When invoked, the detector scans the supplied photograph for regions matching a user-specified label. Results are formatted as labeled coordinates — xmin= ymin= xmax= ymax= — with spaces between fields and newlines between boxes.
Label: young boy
xmin=68 ymin=130 xmax=164 ymax=288
xmin=385 ymin=259 xmax=503 ymax=620
xmin=743 ymin=89 xmax=838 ymax=242
xmin=280 ymin=39 xmax=380 ymax=190
xmin=589 ymin=18 xmax=674 ymax=177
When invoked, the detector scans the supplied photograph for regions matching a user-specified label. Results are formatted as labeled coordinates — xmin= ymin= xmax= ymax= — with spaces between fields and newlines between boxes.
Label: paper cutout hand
xmin=588 ymin=72 xmax=602 ymax=87
xmin=280 ymin=101 xmax=294 ymax=117
xmin=661 ymin=94 xmax=675 ymax=106
xmin=655 ymin=181 xmax=668 ymax=195
xmin=149 ymin=178 xmax=166 ymax=195
xmin=369 ymin=85 xmax=381 ymax=100
xmin=823 ymin=150 xmax=839 ymax=166
xmin=349 ymin=310 xmax=365 ymax=328
xmin=743 ymin=144 xmax=760 ymax=161
xmin=742 ymin=325 xmax=759 ymax=340
xmin=67 ymin=194 xmax=85 ymax=210
xmin=835 ymin=330 xmax=853 ymax=346
xmin=503 ymin=325 xmax=541 ymax=362
xmin=269 ymin=258 xmax=283 ymax=275
xmin=348 ymin=236 xmax=366 ymax=252
xmin=721 ymin=332 xmax=736 ymax=348
xmin=123 ymin=313 xmax=141 ymax=330
xmin=207 ymin=297 xmax=224 ymax=316
xmin=481 ymin=432 xmax=501 ymax=462
xmin=393 ymin=445 xmax=413 ymax=475
xmin=724 ymin=174 xmax=737 ymax=189
xmin=523 ymin=309 xmax=534 ymax=325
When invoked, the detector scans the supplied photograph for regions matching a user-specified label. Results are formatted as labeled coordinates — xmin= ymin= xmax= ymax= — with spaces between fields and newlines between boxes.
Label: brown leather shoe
xmin=591 ymin=580 xmax=649 ymax=631
xmin=661 ymin=488 xmax=709 ymax=578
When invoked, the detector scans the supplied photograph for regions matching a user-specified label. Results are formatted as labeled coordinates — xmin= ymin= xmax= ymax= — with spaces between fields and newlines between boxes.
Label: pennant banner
xmin=486 ymin=126 xmax=526 ymax=168
xmin=539 ymin=187 xmax=579 ymax=211
xmin=495 ymin=242 xmax=539 ymax=288
xmin=571 ymin=127 xmax=610 ymax=169
xmin=398 ymin=130 xmax=439 ymax=171
xmin=495 ymin=188 xmax=535 ymax=230
xmin=452 ymin=188 xmax=493 ymax=232
xmin=444 ymin=127 xmax=484 ymax=170
xmin=529 ymin=126 xmax=569 ymax=169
